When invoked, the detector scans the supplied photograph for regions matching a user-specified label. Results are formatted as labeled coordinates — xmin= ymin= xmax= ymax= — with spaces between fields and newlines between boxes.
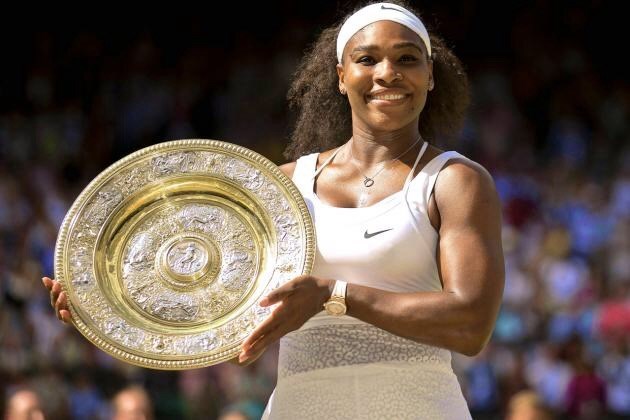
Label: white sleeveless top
xmin=295 ymin=142 xmax=465 ymax=328
xmin=262 ymin=144 xmax=473 ymax=420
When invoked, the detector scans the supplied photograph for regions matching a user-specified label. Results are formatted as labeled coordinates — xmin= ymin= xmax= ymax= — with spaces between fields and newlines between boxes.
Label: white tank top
xmin=263 ymin=144 xmax=475 ymax=420
xmin=291 ymin=142 xmax=469 ymax=329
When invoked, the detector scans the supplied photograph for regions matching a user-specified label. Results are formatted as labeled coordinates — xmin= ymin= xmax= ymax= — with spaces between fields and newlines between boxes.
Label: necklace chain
xmin=348 ymin=136 xmax=422 ymax=187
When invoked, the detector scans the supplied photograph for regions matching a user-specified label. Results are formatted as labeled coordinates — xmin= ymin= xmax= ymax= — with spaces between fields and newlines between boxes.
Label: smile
xmin=370 ymin=94 xmax=406 ymax=100
xmin=366 ymin=93 xmax=409 ymax=104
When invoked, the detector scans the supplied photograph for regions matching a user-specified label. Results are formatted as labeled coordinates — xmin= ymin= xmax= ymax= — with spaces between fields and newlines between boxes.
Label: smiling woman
xmin=237 ymin=1 xmax=504 ymax=419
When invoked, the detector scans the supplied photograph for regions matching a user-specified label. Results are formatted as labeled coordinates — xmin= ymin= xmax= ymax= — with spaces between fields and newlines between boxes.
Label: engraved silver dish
xmin=54 ymin=139 xmax=315 ymax=369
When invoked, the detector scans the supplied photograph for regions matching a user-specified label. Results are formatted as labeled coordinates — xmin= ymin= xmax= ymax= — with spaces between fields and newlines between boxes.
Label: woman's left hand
xmin=238 ymin=275 xmax=333 ymax=363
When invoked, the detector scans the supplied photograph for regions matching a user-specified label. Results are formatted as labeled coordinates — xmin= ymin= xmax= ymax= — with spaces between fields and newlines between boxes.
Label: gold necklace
xmin=348 ymin=136 xmax=422 ymax=188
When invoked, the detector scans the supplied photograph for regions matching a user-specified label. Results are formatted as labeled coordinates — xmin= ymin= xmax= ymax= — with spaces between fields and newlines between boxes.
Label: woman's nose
xmin=374 ymin=59 xmax=402 ymax=84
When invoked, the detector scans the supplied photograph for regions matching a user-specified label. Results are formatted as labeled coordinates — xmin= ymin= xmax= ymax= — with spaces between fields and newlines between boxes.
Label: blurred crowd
xmin=0 ymin=2 xmax=627 ymax=419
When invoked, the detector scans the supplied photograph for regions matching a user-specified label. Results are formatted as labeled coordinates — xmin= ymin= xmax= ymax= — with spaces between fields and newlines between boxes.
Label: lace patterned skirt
xmin=262 ymin=323 xmax=472 ymax=420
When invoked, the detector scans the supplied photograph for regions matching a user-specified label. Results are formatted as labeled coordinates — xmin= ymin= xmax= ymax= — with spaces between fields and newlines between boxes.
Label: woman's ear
xmin=336 ymin=63 xmax=346 ymax=95
xmin=428 ymin=59 xmax=434 ymax=91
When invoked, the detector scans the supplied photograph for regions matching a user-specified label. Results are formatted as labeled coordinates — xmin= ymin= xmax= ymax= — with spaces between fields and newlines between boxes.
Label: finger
xmin=51 ymin=281 xmax=62 ymax=308
xmin=242 ymin=321 xmax=274 ymax=351
xmin=54 ymin=290 xmax=68 ymax=320
xmin=259 ymin=290 xmax=286 ymax=307
xmin=240 ymin=329 xmax=278 ymax=361
xmin=57 ymin=291 xmax=69 ymax=312
xmin=238 ymin=343 xmax=268 ymax=365
xmin=60 ymin=309 xmax=72 ymax=324
xmin=42 ymin=277 xmax=53 ymax=291
xmin=54 ymin=292 xmax=62 ymax=321
xmin=244 ymin=326 xmax=283 ymax=357
xmin=242 ymin=307 xmax=282 ymax=349
xmin=259 ymin=282 xmax=298 ymax=307
xmin=243 ymin=304 xmax=295 ymax=356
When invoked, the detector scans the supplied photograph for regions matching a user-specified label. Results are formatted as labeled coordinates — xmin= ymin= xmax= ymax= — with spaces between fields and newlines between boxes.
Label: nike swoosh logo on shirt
xmin=364 ymin=228 xmax=393 ymax=239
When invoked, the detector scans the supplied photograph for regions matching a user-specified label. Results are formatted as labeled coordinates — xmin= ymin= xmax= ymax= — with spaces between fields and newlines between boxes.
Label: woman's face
xmin=337 ymin=20 xmax=433 ymax=133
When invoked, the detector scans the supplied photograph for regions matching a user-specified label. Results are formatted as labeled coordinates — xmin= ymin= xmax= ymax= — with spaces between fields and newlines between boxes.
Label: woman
xmin=45 ymin=1 xmax=504 ymax=418
xmin=242 ymin=2 xmax=504 ymax=418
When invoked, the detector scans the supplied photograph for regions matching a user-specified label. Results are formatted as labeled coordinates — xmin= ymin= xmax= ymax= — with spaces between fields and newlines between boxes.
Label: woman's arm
xmin=346 ymin=161 xmax=505 ymax=355
xmin=241 ymin=160 xmax=504 ymax=361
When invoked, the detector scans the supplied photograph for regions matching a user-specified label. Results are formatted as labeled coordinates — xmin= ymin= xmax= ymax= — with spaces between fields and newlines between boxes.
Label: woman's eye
xmin=357 ymin=56 xmax=375 ymax=65
xmin=399 ymin=55 xmax=418 ymax=62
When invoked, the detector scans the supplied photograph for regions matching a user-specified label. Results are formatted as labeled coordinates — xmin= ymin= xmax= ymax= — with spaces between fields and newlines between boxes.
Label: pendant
xmin=363 ymin=177 xmax=374 ymax=187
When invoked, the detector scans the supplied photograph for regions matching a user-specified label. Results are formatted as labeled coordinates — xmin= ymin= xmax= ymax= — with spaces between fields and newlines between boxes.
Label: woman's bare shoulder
xmin=317 ymin=147 xmax=340 ymax=161
xmin=439 ymin=153 xmax=495 ymax=189
xmin=434 ymin=154 xmax=500 ymax=222
xmin=316 ymin=146 xmax=345 ymax=169
xmin=279 ymin=147 xmax=341 ymax=178
xmin=278 ymin=161 xmax=297 ymax=178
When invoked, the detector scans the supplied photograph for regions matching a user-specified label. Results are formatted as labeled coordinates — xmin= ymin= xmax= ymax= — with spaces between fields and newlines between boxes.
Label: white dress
xmin=262 ymin=143 xmax=472 ymax=420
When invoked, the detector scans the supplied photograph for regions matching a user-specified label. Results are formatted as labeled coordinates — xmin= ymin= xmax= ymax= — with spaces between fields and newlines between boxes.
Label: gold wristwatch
xmin=323 ymin=280 xmax=347 ymax=316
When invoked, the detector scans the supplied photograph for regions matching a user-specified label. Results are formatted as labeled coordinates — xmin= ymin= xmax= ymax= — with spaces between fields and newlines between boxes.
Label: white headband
xmin=336 ymin=3 xmax=431 ymax=63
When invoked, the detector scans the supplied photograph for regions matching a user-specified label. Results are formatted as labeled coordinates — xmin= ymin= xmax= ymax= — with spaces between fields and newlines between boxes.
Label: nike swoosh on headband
xmin=364 ymin=228 xmax=393 ymax=239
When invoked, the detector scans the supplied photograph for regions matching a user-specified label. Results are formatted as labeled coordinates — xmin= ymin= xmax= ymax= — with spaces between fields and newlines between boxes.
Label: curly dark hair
xmin=283 ymin=0 xmax=470 ymax=161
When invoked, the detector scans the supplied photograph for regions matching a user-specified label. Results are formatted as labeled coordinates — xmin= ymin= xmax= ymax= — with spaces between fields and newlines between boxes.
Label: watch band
xmin=332 ymin=280 xmax=347 ymax=300
xmin=323 ymin=280 xmax=347 ymax=316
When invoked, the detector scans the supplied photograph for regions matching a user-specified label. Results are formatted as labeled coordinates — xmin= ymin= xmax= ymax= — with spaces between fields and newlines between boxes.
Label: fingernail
xmin=259 ymin=297 xmax=268 ymax=306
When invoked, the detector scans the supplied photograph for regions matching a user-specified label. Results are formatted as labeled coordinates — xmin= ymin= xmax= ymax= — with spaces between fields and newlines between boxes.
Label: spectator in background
xmin=464 ymin=346 xmax=499 ymax=418
xmin=68 ymin=372 xmax=107 ymax=420
xmin=505 ymin=390 xmax=553 ymax=420
xmin=565 ymin=345 xmax=607 ymax=420
xmin=111 ymin=386 xmax=153 ymax=420
xmin=3 ymin=388 xmax=45 ymax=420
xmin=598 ymin=339 xmax=630 ymax=418
xmin=217 ymin=400 xmax=264 ymax=420
xmin=524 ymin=342 xmax=573 ymax=411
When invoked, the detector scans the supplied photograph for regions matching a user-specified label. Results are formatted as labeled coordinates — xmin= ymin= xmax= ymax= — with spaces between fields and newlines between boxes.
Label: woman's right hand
xmin=42 ymin=277 xmax=72 ymax=324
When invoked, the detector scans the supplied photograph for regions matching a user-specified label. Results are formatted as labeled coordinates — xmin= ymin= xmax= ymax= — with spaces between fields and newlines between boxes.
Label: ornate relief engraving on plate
xmin=55 ymin=139 xmax=314 ymax=369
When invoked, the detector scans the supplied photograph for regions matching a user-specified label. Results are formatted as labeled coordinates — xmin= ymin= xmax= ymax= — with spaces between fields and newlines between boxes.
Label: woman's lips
xmin=366 ymin=93 xmax=409 ymax=104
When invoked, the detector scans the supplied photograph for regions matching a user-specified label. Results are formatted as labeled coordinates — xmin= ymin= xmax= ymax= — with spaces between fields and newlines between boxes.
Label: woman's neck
xmin=348 ymin=122 xmax=422 ymax=165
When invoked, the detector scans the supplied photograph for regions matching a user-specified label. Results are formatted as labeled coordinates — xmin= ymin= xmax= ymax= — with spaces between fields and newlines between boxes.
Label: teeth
xmin=371 ymin=94 xmax=405 ymax=100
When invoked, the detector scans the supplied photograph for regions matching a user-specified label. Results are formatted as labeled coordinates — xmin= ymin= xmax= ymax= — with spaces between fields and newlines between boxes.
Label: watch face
xmin=326 ymin=301 xmax=346 ymax=315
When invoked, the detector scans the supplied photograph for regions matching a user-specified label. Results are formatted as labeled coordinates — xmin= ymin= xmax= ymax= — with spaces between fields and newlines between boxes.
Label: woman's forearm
xmin=345 ymin=283 xmax=495 ymax=356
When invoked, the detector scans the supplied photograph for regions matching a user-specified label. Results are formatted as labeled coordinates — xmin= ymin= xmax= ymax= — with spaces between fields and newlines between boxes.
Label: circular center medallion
xmin=167 ymin=240 xmax=207 ymax=276
xmin=155 ymin=234 xmax=221 ymax=289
